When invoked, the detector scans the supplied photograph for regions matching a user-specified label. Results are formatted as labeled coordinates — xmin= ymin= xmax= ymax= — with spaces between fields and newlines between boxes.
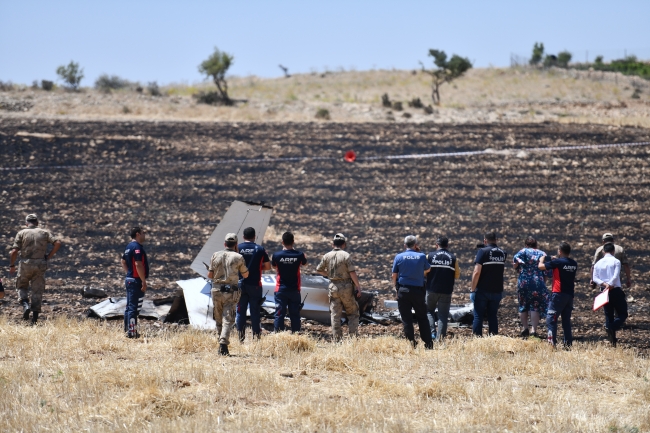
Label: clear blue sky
xmin=1 ymin=0 xmax=649 ymax=85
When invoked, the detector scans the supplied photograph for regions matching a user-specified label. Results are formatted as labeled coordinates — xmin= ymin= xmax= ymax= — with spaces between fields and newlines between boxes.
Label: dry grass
xmin=3 ymin=68 xmax=649 ymax=126
xmin=0 ymin=317 xmax=648 ymax=432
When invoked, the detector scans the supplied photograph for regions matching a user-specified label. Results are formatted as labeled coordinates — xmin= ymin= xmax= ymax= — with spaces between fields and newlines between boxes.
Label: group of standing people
xmin=4 ymin=212 xmax=632 ymax=352
xmin=206 ymin=228 xmax=360 ymax=355
xmin=391 ymin=231 xmax=631 ymax=348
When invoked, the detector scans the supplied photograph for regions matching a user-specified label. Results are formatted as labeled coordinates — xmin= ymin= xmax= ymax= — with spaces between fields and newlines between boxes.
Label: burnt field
xmin=1 ymin=119 xmax=650 ymax=351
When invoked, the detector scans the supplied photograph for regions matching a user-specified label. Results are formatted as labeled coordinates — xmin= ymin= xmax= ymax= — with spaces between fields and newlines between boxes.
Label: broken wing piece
xmin=176 ymin=277 xmax=216 ymax=330
xmin=190 ymin=200 xmax=273 ymax=279
xmin=88 ymin=297 xmax=172 ymax=320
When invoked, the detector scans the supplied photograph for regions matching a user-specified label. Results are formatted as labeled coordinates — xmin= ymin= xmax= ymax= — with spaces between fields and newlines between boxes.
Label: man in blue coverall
xmin=121 ymin=227 xmax=149 ymax=338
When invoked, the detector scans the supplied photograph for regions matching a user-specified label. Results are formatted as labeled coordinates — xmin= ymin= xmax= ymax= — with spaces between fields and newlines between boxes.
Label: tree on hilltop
xmin=198 ymin=47 xmax=234 ymax=105
xmin=56 ymin=61 xmax=84 ymax=90
xmin=530 ymin=42 xmax=544 ymax=66
xmin=420 ymin=49 xmax=472 ymax=105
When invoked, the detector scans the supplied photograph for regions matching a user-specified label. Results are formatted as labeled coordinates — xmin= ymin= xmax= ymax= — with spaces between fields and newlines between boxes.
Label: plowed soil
xmin=2 ymin=119 xmax=650 ymax=352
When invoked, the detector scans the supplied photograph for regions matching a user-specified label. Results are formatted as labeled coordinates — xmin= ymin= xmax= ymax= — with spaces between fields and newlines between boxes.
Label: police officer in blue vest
xmin=426 ymin=236 xmax=461 ymax=341
xmin=392 ymin=235 xmax=433 ymax=349
xmin=470 ymin=232 xmax=507 ymax=336
xmin=236 ymin=227 xmax=271 ymax=342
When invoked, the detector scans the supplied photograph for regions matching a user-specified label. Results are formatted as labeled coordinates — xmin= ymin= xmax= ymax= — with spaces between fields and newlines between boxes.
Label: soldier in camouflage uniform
xmin=9 ymin=214 xmax=62 ymax=323
xmin=317 ymin=233 xmax=362 ymax=341
xmin=207 ymin=233 xmax=249 ymax=356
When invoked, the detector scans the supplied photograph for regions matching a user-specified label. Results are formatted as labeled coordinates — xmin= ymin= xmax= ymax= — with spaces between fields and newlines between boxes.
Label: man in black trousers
xmin=392 ymin=235 xmax=433 ymax=349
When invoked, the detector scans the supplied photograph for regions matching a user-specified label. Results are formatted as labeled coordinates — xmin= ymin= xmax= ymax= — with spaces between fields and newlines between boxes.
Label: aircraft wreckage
xmin=90 ymin=200 xmax=473 ymax=328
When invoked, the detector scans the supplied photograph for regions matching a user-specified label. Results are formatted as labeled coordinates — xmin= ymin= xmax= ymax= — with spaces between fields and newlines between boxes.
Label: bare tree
xmin=279 ymin=65 xmax=291 ymax=78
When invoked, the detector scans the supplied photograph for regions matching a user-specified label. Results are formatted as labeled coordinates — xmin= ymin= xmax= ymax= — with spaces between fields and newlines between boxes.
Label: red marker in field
xmin=344 ymin=150 xmax=357 ymax=162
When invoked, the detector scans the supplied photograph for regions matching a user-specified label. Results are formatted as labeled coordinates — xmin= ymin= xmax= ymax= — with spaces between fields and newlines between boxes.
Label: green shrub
xmin=95 ymin=74 xmax=132 ymax=92
xmin=56 ymin=61 xmax=84 ymax=90
xmin=392 ymin=101 xmax=403 ymax=111
xmin=147 ymin=81 xmax=162 ymax=96
xmin=577 ymin=55 xmax=650 ymax=80
xmin=408 ymin=97 xmax=423 ymax=108
xmin=0 ymin=81 xmax=14 ymax=91
xmin=315 ymin=108 xmax=330 ymax=120
xmin=41 ymin=80 xmax=54 ymax=91
xmin=194 ymin=91 xmax=223 ymax=105
xmin=557 ymin=51 xmax=572 ymax=68
xmin=381 ymin=93 xmax=391 ymax=107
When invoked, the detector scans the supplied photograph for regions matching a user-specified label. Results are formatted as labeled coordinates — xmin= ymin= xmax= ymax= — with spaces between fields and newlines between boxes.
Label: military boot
xmin=31 ymin=312 xmax=39 ymax=325
xmin=21 ymin=301 xmax=31 ymax=320
xmin=238 ymin=330 xmax=245 ymax=343
xmin=218 ymin=344 xmax=230 ymax=356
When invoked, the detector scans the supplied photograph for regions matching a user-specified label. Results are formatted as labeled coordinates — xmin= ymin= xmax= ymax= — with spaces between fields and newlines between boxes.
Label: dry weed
xmin=249 ymin=331 xmax=315 ymax=358
xmin=0 ymin=320 xmax=648 ymax=432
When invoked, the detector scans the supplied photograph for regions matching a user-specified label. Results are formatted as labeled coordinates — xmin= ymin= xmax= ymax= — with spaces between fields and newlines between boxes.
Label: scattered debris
xmin=88 ymin=297 xmax=172 ymax=321
xmin=82 ymin=287 xmax=107 ymax=298
xmin=383 ymin=300 xmax=474 ymax=325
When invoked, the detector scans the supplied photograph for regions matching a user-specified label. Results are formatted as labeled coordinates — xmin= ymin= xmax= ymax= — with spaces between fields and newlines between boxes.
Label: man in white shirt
xmin=592 ymin=243 xmax=628 ymax=347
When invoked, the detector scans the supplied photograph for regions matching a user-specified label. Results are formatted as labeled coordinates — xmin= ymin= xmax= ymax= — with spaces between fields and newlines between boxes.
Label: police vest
xmin=426 ymin=249 xmax=456 ymax=294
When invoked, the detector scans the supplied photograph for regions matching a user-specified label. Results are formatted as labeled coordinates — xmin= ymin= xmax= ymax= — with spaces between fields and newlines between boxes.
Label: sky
xmin=1 ymin=0 xmax=649 ymax=86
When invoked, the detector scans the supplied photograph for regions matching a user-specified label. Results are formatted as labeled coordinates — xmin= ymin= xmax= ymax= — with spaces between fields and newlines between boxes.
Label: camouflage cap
xmin=602 ymin=232 xmax=614 ymax=241
xmin=25 ymin=214 xmax=38 ymax=222
xmin=225 ymin=233 xmax=238 ymax=243
xmin=333 ymin=233 xmax=347 ymax=242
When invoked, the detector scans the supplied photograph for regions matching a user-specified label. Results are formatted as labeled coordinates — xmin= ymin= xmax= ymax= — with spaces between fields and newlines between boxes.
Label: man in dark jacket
xmin=236 ymin=227 xmax=271 ymax=342
xmin=470 ymin=232 xmax=507 ymax=336
xmin=426 ymin=236 xmax=460 ymax=341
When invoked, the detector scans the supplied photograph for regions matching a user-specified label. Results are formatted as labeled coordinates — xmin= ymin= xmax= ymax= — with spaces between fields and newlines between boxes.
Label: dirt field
xmin=1 ymin=118 xmax=650 ymax=351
